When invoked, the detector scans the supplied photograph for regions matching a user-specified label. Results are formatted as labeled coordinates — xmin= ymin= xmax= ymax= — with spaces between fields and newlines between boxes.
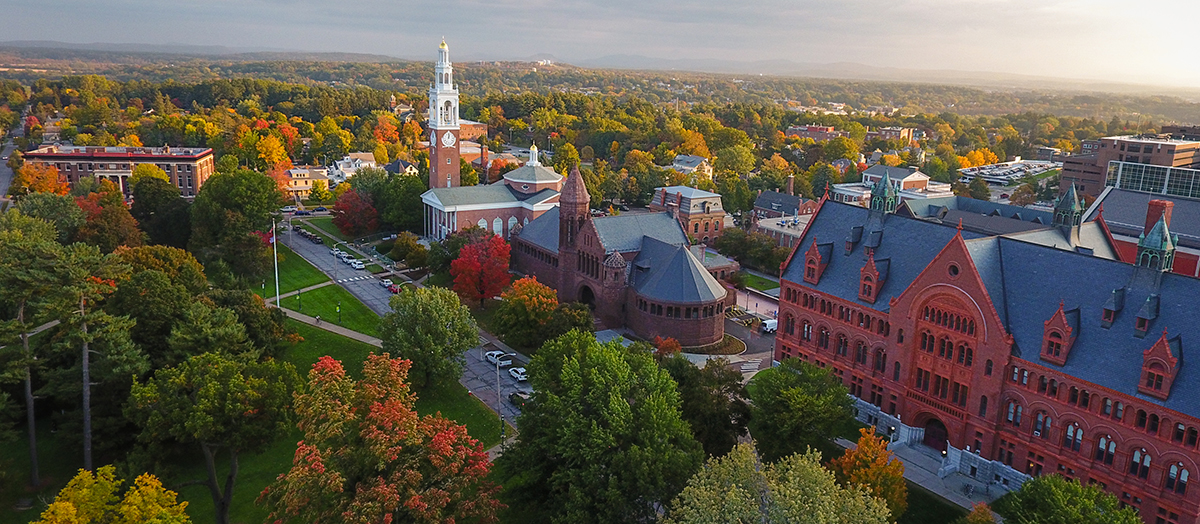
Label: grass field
xmin=307 ymin=216 xmax=354 ymax=242
xmin=5 ymin=320 xmax=505 ymax=524
xmin=899 ymin=482 xmax=967 ymax=524
xmin=285 ymin=284 xmax=381 ymax=335
xmin=426 ymin=270 xmax=453 ymax=288
xmin=739 ymin=271 xmax=780 ymax=292
xmin=252 ymin=244 xmax=329 ymax=299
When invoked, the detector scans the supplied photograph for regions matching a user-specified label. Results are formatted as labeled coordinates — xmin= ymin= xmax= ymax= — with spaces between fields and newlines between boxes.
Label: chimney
xmin=671 ymin=191 xmax=681 ymax=219
xmin=786 ymin=174 xmax=795 ymax=196
xmin=1145 ymin=200 xmax=1174 ymax=234
xmin=481 ymin=143 xmax=489 ymax=182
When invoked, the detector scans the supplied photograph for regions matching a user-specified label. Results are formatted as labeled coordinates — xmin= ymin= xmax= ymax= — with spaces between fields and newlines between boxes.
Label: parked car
xmin=294 ymin=210 xmax=312 ymax=216
xmin=280 ymin=206 xmax=297 ymax=212
xmin=509 ymin=391 xmax=531 ymax=409
xmin=387 ymin=283 xmax=401 ymax=294
xmin=330 ymin=248 xmax=343 ymax=256
xmin=380 ymin=278 xmax=393 ymax=288
xmin=761 ymin=319 xmax=778 ymax=334
xmin=508 ymin=367 xmax=528 ymax=381
xmin=350 ymin=260 xmax=365 ymax=270
xmin=485 ymin=350 xmax=513 ymax=367
xmin=314 ymin=206 xmax=327 ymax=212
xmin=311 ymin=237 xmax=324 ymax=244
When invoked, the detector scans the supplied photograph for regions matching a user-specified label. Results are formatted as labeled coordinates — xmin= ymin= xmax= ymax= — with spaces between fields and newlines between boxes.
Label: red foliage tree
xmin=652 ymin=336 xmax=683 ymax=358
xmin=259 ymin=354 xmax=502 ymax=524
xmin=451 ymin=235 xmax=511 ymax=307
xmin=331 ymin=189 xmax=379 ymax=237
xmin=74 ymin=180 xmax=144 ymax=253
xmin=374 ymin=118 xmax=399 ymax=144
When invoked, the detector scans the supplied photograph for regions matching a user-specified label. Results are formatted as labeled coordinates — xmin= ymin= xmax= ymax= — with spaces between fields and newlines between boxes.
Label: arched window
xmin=860 ymin=275 xmax=873 ymax=298
xmin=1175 ymin=423 xmax=1186 ymax=443
xmin=1069 ymin=387 xmax=1079 ymax=404
xmin=1045 ymin=331 xmax=1063 ymax=357
xmin=979 ymin=395 xmax=988 ymax=417
xmin=1129 ymin=449 xmax=1151 ymax=479
xmin=1063 ymin=423 xmax=1082 ymax=451
xmin=855 ymin=342 xmax=868 ymax=365
xmin=818 ymin=328 xmax=830 ymax=349
xmin=801 ymin=321 xmax=812 ymax=342
xmin=1114 ymin=402 xmax=1124 ymax=421
xmin=784 ymin=314 xmax=796 ymax=336
xmin=965 ymin=346 xmax=973 ymax=366
xmin=1038 ymin=376 xmax=1048 ymax=393
xmin=1034 ymin=412 xmax=1052 ymax=439
xmin=1136 ymin=409 xmax=1148 ymax=428
xmin=1007 ymin=401 xmax=1022 ymax=426
xmin=805 ymin=258 xmax=818 ymax=281
xmin=985 ymin=359 xmax=993 ymax=376
xmin=507 ymin=216 xmax=518 ymax=236
xmin=1167 ymin=463 xmax=1190 ymax=495
xmin=874 ymin=348 xmax=886 ymax=373
xmin=1149 ymin=414 xmax=1160 ymax=434
xmin=1102 ymin=398 xmax=1112 ymax=415
xmin=1048 ymin=379 xmax=1058 ymax=397
xmin=1095 ymin=436 xmax=1116 ymax=465
xmin=493 ymin=217 xmax=503 ymax=236
xmin=893 ymin=362 xmax=901 ymax=381
xmin=836 ymin=335 xmax=848 ymax=356
xmin=1188 ymin=427 xmax=1199 ymax=448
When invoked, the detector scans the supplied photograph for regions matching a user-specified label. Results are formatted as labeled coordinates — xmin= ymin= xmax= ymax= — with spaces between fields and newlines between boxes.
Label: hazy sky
xmin=7 ymin=0 xmax=1200 ymax=86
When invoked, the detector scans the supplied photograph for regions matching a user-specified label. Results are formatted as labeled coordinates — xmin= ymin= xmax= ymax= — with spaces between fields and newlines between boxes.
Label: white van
xmin=761 ymin=319 xmax=778 ymax=333
xmin=350 ymin=260 xmax=366 ymax=270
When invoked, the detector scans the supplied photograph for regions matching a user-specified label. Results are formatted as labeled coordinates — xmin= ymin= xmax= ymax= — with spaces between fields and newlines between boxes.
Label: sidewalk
xmin=834 ymin=437 xmax=1002 ymax=511
xmin=279 ymin=306 xmax=383 ymax=347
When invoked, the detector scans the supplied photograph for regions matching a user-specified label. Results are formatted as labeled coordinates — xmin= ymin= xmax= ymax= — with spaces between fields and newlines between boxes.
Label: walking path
xmin=279 ymin=306 xmax=383 ymax=347
xmin=265 ymin=281 xmax=335 ymax=303
xmin=833 ymin=437 xmax=1002 ymax=512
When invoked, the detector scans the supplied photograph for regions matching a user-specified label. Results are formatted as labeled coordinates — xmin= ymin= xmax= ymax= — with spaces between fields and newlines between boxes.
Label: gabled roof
xmin=655 ymin=186 xmax=721 ymax=199
xmin=423 ymin=183 xmax=556 ymax=208
xmin=516 ymin=207 xmax=560 ymax=252
xmin=862 ymin=164 xmax=922 ymax=180
xmin=672 ymin=155 xmax=709 ymax=169
xmin=503 ymin=163 xmax=563 ymax=184
xmin=754 ymin=190 xmax=810 ymax=215
xmin=1086 ymin=187 xmax=1200 ymax=249
xmin=594 ymin=212 xmax=687 ymax=252
xmin=630 ymin=237 xmax=727 ymax=303
xmin=781 ymin=201 xmax=984 ymax=311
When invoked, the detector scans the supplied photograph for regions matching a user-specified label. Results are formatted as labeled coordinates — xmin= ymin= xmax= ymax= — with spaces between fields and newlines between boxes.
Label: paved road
xmin=0 ymin=139 xmax=15 ymax=199
xmin=280 ymin=217 xmax=395 ymax=316
xmin=460 ymin=344 xmax=533 ymax=427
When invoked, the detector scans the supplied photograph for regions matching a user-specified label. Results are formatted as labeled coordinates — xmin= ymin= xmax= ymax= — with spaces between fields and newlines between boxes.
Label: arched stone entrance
xmin=579 ymin=285 xmax=595 ymax=309
xmin=923 ymin=418 xmax=949 ymax=452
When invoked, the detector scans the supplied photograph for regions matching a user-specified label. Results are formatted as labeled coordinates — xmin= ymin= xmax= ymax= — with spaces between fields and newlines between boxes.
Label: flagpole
xmin=273 ymin=218 xmax=280 ymax=307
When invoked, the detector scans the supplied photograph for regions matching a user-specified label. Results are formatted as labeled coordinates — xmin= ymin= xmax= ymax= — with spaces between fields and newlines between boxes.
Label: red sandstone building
xmin=648 ymin=186 xmax=732 ymax=244
xmin=23 ymin=144 xmax=215 ymax=197
xmin=774 ymin=181 xmax=1200 ymax=524
xmin=512 ymin=170 xmax=736 ymax=347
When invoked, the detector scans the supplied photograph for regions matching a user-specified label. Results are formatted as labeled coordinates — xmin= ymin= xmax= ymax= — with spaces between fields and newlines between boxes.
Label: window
xmin=1129 ymin=449 xmax=1151 ymax=479
xmin=979 ymin=395 xmax=988 ymax=417
xmin=1145 ymin=370 xmax=1165 ymax=391
xmin=1188 ymin=428 xmax=1198 ymax=448
xmin=1136 ymin=410 xmax=1148 ymax=429
xmin=1069 ymin=387 xmax=1079 ymax=404
xmin=1149 ymin=414 xmax=1160 ymax=434
xmin=1045 ymin=331 xmax=1063 ymax=357
xmin=893 ymin=361 xmax=900 ymax=382
xmin=1006 ymin=401 xmax=1022 ymax=427
xmin=1021 ymin=370 xmax=1029 ymax=386
xmin=985 ymin=360 xmax=993 ymax=376
xmin=836 ymin=335 xmax=848 ymax=357
xmin=1166 ymin=463 xmax=1189 ymax=495
xmin=1034 ymin=412 xmax=1052 ymax=439
xmin=1114 ymin=402 xmax=1124 ymax=421
xmin=1095 ymin=436 xmax=1116 ymax=465
xmin=801 ymin=321 xmax=812 ymax=342
xmin=855 ymin=343 xmax=868 ymax=365
xmin=1063 ymin=423 xmax=1082 ymax=451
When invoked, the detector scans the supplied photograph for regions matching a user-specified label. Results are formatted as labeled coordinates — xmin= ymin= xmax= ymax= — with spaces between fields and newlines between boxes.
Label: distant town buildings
xmin=327 ymin=152 xmax=377 ymax=185
xmin=1062 ymin=133 xmax=1200 ymax=198
xmin=785 ymin=124 xmax=847 ymax=142
xmin=865 ymin=126 xmax=915 ymax=143
xmin=283 ymin=166 xmax=329 ymax=200
xmin=670 ymin=154 xmax=713 ymax=180
xmin=383 ymin=158 xmax=419 ymax=177
xmin=23 ymin=144 xmax=214 ymax=197
xmin=830 ymin=165 xmax=953 ymax=206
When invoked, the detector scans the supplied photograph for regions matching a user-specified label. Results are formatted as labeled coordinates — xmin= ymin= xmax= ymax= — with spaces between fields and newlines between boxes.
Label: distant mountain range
xmin=3 ymin=40 xmax=1198 ymax=99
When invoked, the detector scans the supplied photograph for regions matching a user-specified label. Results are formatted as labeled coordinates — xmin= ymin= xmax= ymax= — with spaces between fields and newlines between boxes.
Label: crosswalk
xmin=337 ymin=275 xmax=374 ymax=283
xmin=740 ymin=359 xmax=763 ymax=373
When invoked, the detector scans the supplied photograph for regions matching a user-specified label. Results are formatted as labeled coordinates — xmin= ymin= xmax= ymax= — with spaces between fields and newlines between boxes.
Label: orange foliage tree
xmin=828 ymin=427 xmax=908 ymax=519
xmin=450 ymin=235 xmax=511 ymax=307
xmin=492 ymin=276 xmax=558 ymax=348
xmin=653 ymin=336 xmax=683 ymax=358
xmin=10 ymin=164 xmax=69 ymax=196
xmin=259 ymin=354 xmax=502 ymax=524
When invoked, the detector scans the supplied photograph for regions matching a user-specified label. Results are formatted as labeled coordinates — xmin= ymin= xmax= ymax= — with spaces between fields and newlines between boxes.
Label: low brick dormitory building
xmin=22 ymin=144 xmax=215 ymax=197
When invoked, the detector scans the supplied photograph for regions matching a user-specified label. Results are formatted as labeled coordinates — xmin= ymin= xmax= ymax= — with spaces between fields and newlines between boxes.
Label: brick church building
xmin=775 ymin=173 xmax=1200 ymax=524
xmin=511 ymin=167 xmax=734 ymax=347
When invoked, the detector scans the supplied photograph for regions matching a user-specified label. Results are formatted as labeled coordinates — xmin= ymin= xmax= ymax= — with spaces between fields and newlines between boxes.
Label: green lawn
xmin=253 ymin=244 xmax=329 ymax=299
xmin=898 ymin=482 xmax=967 ymax=524
xmin=285 ymin=284 xmax=381 ymax=335
xmin=426 ymin=270 xmax=453 ymax=288
xmin=307 ymin=216 xmax=354 ymax=242
xmin=365 ymin=263 xmax=385 ymax=274
xmin=740 ymin=271 xmax=780 ymax=292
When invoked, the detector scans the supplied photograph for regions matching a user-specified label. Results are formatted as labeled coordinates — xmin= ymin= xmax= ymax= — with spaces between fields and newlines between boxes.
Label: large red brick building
xmin=775 ymin=181 xmax=1200 ymax=524
xmin=23 ymin=144 xmax=215 ymax=197
xmin=512 ymin=168 xmax=735 ymax=346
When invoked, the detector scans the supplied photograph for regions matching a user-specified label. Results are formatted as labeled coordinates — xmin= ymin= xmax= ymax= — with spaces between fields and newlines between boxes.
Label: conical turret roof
xmin=1056 ymin=183 xmax=1083 ymax=214
xmin=561 ymin=165 xmax=589 ymax=205
xmin=1140 ymin=213 xmax=1177 ymax=251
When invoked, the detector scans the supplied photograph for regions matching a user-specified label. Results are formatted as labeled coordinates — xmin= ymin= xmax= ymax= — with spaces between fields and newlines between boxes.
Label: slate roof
xmin=863 ymin=164 xmax=921 ymax=179
xmin=754 ymin=190 xmax=810 ymax=215
xmin=517 ymin=207 xmax=560 ymax=252
xmin=978 ymin=236 xmax=1200 ymax=419
xmin=655 ymin=186 xmax=721 ymax=199
xmin=593 ymin=212 xmax=688 ymax=252
xmin=1087 ymin=187 xmax=1200 ymax=249
xmin=630 ymin=237 xmax=727 ymax=303
xmin=673 ymin=155 xmax=708 ymax=169
xmin=383 ymin=159 xmax=417 ymax=174
xmin=780 ymin=201 xmax=986 ymax=312
xmin=423 ymin=183 xmax=557 ymax=208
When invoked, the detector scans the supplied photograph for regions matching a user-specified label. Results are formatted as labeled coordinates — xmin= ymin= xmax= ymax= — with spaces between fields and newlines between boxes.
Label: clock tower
xmin=428 ymin=40 xmax=461 ymax=189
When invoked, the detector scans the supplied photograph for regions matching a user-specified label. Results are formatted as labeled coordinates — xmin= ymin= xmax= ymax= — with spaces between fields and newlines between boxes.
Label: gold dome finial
xmin=439 ymin=38 xmax=447 ymax=49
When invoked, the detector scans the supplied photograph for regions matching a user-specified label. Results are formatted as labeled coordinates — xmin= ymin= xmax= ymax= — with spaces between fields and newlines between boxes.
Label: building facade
xmin=1088 ymin=188 xmax=1200 ymax=278
xmin=421 ymin=147 xmax=562 ymax=240
xmin=786 ymin=124 xmax=847 ymax=141
xmin=831 ymin=165 xmax=954 ymax=206
xmin=283 ymin=166 xmax=329 ymax=200
xmin=774 ymin=186 xmax=1200 ymax=524
xmin=512 ymin=169 xmax=735 ymax=347
xmin=23 ymin=144 xmax=215 ymax=197
xmin=648 ymin=186 xmax=731 ymax=243
xmin=1062 ymin=134 xmax=1200 ymax=198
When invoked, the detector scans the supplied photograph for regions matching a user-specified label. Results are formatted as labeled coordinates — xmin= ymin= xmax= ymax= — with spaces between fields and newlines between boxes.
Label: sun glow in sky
xmin=8 ymin=0 xmax=1200 ymax=87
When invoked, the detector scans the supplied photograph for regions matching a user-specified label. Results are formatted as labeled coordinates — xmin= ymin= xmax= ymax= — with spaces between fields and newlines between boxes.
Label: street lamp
xmin=494 ymin=352 xmax=517 ymax=437
xmin=336 ymin=301 xmax=342 ymax=324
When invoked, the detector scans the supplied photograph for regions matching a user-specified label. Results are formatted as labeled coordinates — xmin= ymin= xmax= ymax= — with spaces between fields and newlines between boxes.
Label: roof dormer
xmin=804 ymin=237 xmax=833 ymax=285
xmin=1101 ymin=288 xmax=1124 ymax=328
xmin=1135 ymin=294 xmax=1160 ymax=338
xmin=858 ymin=251 xmax=889 ymax=304
xmin=1041 ymin=302 xmax=1079 ymax=366
xmin=1139 ymin=330 xmax=1181 ymax=400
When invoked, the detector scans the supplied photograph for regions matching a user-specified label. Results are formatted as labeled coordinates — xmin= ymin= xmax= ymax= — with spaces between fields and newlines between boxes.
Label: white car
xmin=330 ymin=248 xmax=344 ymax=256
xmin=485 ymin=350 xmax=512 ymax=367
xmin=350 ymin=260 xmax=365 ymax=270
xmin=280 ymin=205 xmax=298 ymax=212
xmin=380 ymin=278 xmax=393 ymax=288
xmin=509 ymin=367 xmax=528 ymax=382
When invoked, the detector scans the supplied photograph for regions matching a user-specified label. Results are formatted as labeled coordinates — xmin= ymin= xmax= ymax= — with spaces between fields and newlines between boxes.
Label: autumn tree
xmin=33 ymin=466 xmax=190 ymax=524
xmin=665 ymin=443 xmax=890 ymax=524
xmin=492 ymin=276 xmax=559 ymax=348
xmin=129 ymin=163 xmax=170 ymax=187
xmin=74 ymin=180 xmax=144 ymax=253
xmin=828 ymin=427 xmax=908 ymax=519
xmin=378 ymin=286 xmax=478 ymax=390
xmin=1008 ymin=183 xmax=1038 ymax=207
xmin=653 ymin=336 xmax=683 ymax=358
xmin=189 ymin=169 xmax=283 ymax=282
xmin=497 ymin=330 xmax=702 ymax=523
xmin=10 ymin=163 xmax=69 ymax=196
xmin=955 ymin=502 xmax=996 ymax=524
xmin=260 ymin=354 xmax=502 ymax=524
xmin=308 ymin=179 xmax=332 ymax=202
xmin=553 ymin=142 xmax=580 ymax=174
xmin=660 ymin=354 xmax=751 ymax=457
xmin=748 ymin=357 xmax=854 ymax=462
xmin=128 ymin=352 xmax=298 ymax=524
xmin=331 ymin=189 xmax=379 ymax=237
xmin=993 ymin=475 xmax=1140 ymax=524
xmin=451 ymin=234 xmax=511 ymax=307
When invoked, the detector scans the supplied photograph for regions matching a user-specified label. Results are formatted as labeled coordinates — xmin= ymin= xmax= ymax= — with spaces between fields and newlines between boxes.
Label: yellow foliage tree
xmin=34 ymin=466 xmax=190 ymax=524
xmin=117 ymin=134 xmax=144 ymax=147
xmin=828 ymin=427 xmax=908 ymax=519
xmin=880 ymin=154 xmax=903 ymax=167
xmin=129 ymin=164 xmax=170 ymax=189
xmin=10 ymin=164 xmax=69 ymax=196
xmin=256 ymin=134 xmax=290 ymax=171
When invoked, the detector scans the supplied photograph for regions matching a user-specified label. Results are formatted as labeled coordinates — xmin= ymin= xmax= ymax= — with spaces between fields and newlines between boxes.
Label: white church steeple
xmin=428 ymin=40 xmax=461 ymax=189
